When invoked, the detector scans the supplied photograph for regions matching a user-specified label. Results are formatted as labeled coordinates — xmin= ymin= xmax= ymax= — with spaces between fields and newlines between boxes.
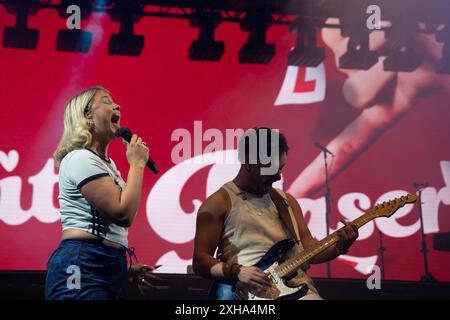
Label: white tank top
xmin=218 ymin=181 xmax=317 ymax=291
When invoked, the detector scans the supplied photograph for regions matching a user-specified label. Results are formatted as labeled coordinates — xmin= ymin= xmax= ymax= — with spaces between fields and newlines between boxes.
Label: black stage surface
xmin=0 ymin=271 xmax=449 ymax=300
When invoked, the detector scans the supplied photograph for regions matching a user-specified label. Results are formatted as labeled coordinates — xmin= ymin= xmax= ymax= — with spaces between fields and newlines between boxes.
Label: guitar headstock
xmin=372 ymin=194 xmax=417 ymax=218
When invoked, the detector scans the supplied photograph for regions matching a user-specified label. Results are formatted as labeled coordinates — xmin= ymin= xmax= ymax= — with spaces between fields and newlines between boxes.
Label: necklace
xmin=232 ymin=181 xmax=274 ymax=217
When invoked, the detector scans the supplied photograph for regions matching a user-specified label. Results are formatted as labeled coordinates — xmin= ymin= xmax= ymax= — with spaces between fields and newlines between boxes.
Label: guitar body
xmin=211 ymin=239 xmax=309 ymax=300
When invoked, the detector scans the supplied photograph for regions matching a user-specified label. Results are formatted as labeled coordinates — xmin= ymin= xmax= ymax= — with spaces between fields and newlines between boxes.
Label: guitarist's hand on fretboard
xmin=336 ymin=221 xmax=359 ymax=254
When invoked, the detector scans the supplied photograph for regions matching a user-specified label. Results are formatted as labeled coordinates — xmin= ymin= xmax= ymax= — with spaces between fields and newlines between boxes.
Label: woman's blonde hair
xmin=54 ymin=86 xmax=109 ymax=166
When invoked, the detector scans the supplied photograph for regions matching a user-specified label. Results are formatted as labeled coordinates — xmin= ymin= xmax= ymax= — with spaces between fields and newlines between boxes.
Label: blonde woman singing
xmin=46 ymin=86 xmax=157 ymax=300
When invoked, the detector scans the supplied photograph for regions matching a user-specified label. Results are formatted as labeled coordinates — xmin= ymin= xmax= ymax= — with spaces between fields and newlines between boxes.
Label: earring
xmin=87 ymin=119 xmax=94 ymax=128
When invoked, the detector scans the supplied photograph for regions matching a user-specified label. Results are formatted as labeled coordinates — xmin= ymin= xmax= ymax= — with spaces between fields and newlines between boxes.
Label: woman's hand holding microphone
xmin=124 ymin=134 xmax=149 ymax=168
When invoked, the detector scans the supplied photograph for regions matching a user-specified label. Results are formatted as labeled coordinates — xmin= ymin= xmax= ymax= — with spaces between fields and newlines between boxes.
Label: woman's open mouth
xmin=111 ymin=113 xmax=120 ymax=128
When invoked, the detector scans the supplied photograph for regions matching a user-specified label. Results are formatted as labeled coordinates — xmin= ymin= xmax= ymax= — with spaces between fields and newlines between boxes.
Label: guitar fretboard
xmin=275 ymin=210 xmax=375 ymax=278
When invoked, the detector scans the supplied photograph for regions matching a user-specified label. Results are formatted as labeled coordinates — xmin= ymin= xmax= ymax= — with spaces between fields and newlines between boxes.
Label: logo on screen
xmin=274 ymin=63 xmax=326 ymax=106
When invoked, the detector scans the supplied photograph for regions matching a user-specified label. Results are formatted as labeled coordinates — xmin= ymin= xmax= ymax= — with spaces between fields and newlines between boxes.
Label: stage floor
xmin=0 ymin=271 xmax=449 ymax=300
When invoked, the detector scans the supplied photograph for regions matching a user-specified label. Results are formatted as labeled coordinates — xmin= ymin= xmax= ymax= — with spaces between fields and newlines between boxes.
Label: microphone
xmin=117 ymin=126 xmax=160 ymax=174
xmin=314 ymin=142 xmax=335 ymax=157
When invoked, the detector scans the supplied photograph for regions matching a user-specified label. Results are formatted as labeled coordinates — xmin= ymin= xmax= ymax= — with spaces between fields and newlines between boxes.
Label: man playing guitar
xmin=192 ymin=128 xmax=359 ymax=300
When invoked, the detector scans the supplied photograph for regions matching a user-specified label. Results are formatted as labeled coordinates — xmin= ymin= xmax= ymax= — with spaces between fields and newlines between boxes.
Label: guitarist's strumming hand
xmin=335 ymin=221 xmax=359 ymax=254
xmin=237 ymin=266 xmax=272 ymax=289
xmin=235 ymin=266 xmax=274 ymax=299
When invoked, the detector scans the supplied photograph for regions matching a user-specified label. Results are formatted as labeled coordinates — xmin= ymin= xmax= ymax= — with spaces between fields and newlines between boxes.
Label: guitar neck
xmin=275 ymin=210 xmax=375 ymax=278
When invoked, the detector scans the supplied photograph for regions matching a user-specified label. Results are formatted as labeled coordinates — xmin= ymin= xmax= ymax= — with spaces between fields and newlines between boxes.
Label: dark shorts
xmin=45 ymin=239 xmax=128 ymax=300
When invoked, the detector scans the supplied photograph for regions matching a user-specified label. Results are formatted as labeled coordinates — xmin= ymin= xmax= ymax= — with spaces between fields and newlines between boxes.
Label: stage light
xmin=436 ymin=25 xmax=450 ymax=74
xmin=339 ymin=34 xmax=379 ymax=70
xmin=383 ymin=18 xmax=422 ymax=72
xmin=436 ymin=48 xmax=450 ymax=74
xmin=57 ymin=0 xmax=91 ymax=19
xmin=2 ymin=0 xmax=39 ymax=50
xmin=188 ymin=11 xmax=224 ymax=61
xmin=56 ymin=0 xmax=92 ymax=53
xmin=3 ymin=27 xmax=38 ymax=50
xmin=109 ymin=33 xmax=144 ymax=56
xmin=288 ymin=18 xmax=325 ymax=67
xmin=94 ymin=0 xmax=113 ymax=5
xmin=238 ymin=12 xmax=275 ymax=64
xmin=383 ymin=49 xmax=422 ymax=72
xmin=56 ymin=30 xmax=92 ymax=53
xmin=383 ymin=43 xmax=422 ymax=72
xmin=108 ymin=0 xmax=144 ymax=56
xmin=338 ymin=1 xmax=379 ymax=70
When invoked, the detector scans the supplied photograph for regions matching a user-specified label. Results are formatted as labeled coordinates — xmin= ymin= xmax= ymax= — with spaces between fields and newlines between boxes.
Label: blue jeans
xmin=45 ymin=239 xmax=128 ymax=300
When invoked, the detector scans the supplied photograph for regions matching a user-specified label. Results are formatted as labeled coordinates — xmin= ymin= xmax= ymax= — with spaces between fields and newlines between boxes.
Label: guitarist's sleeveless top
xmin=218 ymin=181 xmax=318 ymax=293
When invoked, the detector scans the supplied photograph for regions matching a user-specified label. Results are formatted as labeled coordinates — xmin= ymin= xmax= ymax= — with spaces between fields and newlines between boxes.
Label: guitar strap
xmin=269 ymin=188 xmax=301 ymax=244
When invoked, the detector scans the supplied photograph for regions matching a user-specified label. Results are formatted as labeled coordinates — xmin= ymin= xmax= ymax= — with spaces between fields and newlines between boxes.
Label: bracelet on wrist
xmin=223 ymin=263 xmax=242 ymax=284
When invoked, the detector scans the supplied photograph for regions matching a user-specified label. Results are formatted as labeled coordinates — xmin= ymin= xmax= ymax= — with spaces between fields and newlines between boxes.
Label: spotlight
xmin=288 ymin=18 xmax=325 ymax=67
xmin=108 ymin=0 xmax=144 ymax=56
xmin=188 ymin=11 xmax=224 ymax=61
xmin=3 ymin=27 xmax=38 ymax=50
xmin=339 ymin=34 xmax=379 ymax=70
xmin=383 ymin=19 xmax=422 ymax=72
xmin=57 ymin=0 xmax=91 ymax=19
xmin=338 ymin=2 xmax=379 ymax=70
xmin=436 ymin=47 xmax=450 ymax=74
xmin=436 ymin=25 xmax=450 ymax=74
xmin=109 ymin=33 xmax=144 ymax=56
xmin=383 ymin=51 xmax=422 ymax=72
xmin=2 ymin=0 xmax=39 ymax=50
xmin=94 ymin=0 xmax=113 ymax=5
xmin=238 ymin=13 xmax=275 ymax=64
xmin=56 ymin=0 xmax=92 ymax=53
xmin=383 ymin=43 xmax=422 ymax=72
xmin=56 ymin=30 xmax=92 ymax=53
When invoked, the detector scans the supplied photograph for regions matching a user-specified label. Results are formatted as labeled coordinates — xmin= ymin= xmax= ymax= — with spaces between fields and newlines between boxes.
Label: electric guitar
xmin=212 ymin=194 xmax=417 ymax=300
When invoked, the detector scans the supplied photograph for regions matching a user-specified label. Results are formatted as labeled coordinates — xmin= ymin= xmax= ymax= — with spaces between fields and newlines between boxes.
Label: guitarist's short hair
xmin=238 ymin=127 xmax=289 ymax=166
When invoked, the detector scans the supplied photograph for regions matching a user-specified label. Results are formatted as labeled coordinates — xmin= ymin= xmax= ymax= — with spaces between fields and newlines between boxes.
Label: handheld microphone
xmin=117 ymin=126 xmax=160 ymax=174
xmin=314 ymin=142 xmax=335 ymax=157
